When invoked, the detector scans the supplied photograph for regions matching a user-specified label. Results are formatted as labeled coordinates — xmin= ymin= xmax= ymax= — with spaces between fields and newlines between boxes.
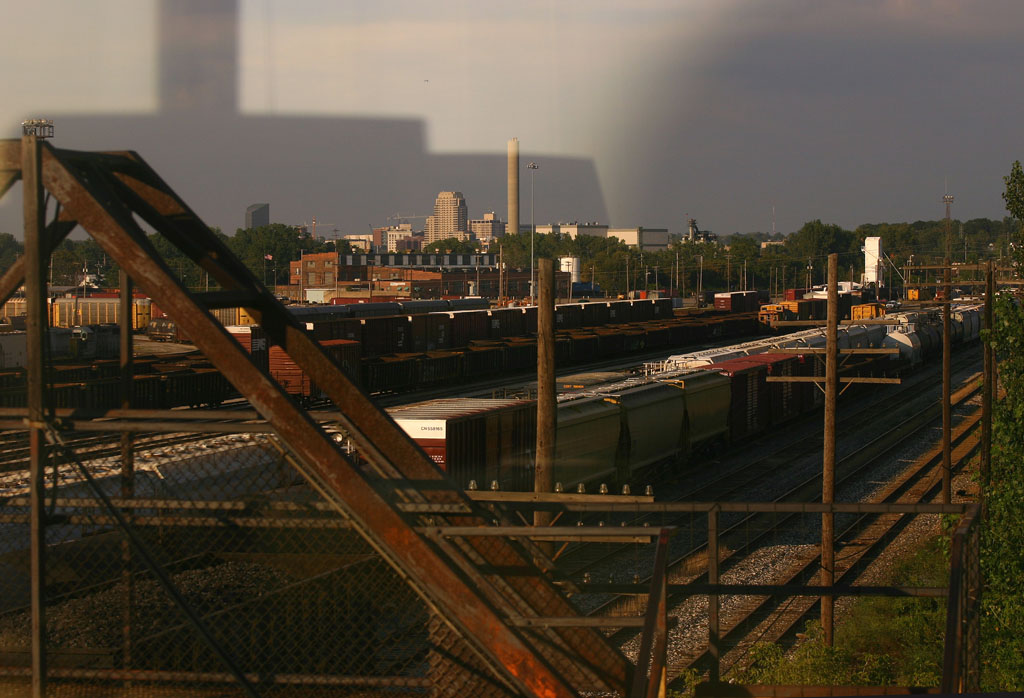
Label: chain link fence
xmin=0 ymin=429 xmax=513 ymax=697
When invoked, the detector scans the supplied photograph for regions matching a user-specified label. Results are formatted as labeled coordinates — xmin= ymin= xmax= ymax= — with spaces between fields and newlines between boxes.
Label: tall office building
xmin=245 ymin=203 xmax=269 ymax=229
xmin=425 ymin=191 xmax=468 ymax=244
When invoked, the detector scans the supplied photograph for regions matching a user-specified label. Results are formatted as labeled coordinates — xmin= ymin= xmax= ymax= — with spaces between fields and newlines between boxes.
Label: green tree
xmin=982 ymin=159 xmax=1024 ymax=690
xmin=227 ymin=224 xmax=337 ymax=286
xmin=0 ymin=233 xmax=24 ymax=275
xmin=423 ymin=237 xmax=479 ymax=254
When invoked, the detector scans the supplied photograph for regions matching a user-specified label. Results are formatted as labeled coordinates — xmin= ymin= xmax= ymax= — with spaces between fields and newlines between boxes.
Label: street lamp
xmin=528 ymin=162 xmax=539 ymax=303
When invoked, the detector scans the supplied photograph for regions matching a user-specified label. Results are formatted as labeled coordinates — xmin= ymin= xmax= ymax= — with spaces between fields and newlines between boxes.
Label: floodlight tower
xmin=21 ymin=119 xmax=54 ymax=138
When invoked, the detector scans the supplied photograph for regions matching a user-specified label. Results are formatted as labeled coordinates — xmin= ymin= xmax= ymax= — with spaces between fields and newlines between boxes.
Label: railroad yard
xmin=0 ymin=139 xmax=994 ymax=698
xmin=0 ymin=288 xmax=987 ymax=697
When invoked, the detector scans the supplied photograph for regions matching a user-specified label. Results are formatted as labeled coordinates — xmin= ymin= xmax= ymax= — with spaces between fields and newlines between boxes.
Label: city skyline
xmin=2 ymin=1 xmax=1023 ymax=238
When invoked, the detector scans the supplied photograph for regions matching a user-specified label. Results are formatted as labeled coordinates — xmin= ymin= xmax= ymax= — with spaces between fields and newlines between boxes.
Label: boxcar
xmin=704 ymin=357 xmax=772 ymax=441
xmin=446 ymin=309 xmax=489 ymax=348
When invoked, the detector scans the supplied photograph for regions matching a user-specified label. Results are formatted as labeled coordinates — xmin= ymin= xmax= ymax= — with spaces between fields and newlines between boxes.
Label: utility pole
xmin=535 ymin=259 xmax=556 ymax=554
xmin=942 ymin=193 xmax=954 ymax=504
xmin=119 ymin=269 xmax=135 ymax=671
xmin=982 ymin=260 xmax=994 ymax=490
xmin=765 ymin=252 xmax=900 ymax=646
xmin=23 ymin=118 xmax=52 ymax=698
xmin=675 ymin=249 xmax=680 ymax=301
xmin=821 ymin=252 xmax=839 ymax=646
xmin=681 ymin=258 xmax=685 ymax=307
xmin=727 ymin=253 xmax=731 ymax=292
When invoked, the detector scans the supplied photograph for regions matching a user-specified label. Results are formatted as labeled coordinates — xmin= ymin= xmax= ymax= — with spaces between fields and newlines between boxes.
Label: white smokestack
xmin=507 ymin=138 xmax=519 ymax=236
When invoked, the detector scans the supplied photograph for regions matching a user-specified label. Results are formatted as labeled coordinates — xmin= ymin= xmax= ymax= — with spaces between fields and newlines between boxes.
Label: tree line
xmin=0 ymin=216 xmax=1017 ymax=296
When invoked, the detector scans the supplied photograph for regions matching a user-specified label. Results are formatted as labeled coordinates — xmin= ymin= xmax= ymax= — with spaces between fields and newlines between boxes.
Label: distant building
xmin=535 ymin=222 xmax=609 ymax=239
xmin=341 ymin=233 xmax=375 ymax=252
xmin=608 ymin=227 xmax=669 ymax=251
xmin=385 ymin=223 xmax=417 ymax=252
xmin=686 ymin=218 xmax=717 ymax=243
xmin=470 ymin=212 xmax=504 ymax=245
xmin=245 ymin=203 xmax=269 ymax=229
xmin=425 ymin=191 xmax=469 ymax=244
xmin=863 ymin=237 xmax=883 ymax=286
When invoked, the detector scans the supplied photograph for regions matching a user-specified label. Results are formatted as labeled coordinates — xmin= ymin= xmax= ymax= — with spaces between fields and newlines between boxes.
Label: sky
xmin=1 ymin=0 xmax=1023 ymax=238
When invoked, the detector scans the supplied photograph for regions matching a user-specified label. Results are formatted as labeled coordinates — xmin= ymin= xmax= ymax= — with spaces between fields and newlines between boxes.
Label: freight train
xmin=2 ymin=297 xmax=153 ymax=331
xmin=0 ymin=299 xmax=759 ymax=408
xmin=384 ymin=305 xmax=982 ymax=491
xmin=229 ymin=300 xmax=761 ymax=399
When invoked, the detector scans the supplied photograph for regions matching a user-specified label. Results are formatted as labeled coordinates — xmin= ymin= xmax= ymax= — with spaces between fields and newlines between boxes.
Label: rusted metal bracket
xmin=630 ymin=526 xmax=675 ymax=698
xmin=4 ymin=139 xmax=632 ymax=697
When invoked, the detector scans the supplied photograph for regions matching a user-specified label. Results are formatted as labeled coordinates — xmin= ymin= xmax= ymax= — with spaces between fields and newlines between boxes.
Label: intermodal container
xmin=388 ymin=398 xmax=537 ymax=491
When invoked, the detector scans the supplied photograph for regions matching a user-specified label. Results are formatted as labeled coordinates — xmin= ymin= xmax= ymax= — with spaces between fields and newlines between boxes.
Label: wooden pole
xmin=708 ymin=508 xmax=721 ymax=682
xmin=23 ymin=130 xmax=48 ymax=698
xmin=942 ymin=257 xmax=952 ymax=504
xmin=534 ymin=259 xmax=556 ymax=553
xmin=982 ymin=260 xmax=993 ymax=488
xmin=119 ymin=270 xmax=135 ymax=672
xmin=822 ymin=252 xmax=838 ymax=646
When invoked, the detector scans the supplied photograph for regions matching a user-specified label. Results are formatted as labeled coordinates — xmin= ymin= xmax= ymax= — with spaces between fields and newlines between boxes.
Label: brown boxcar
xmin=581 ymin=301 xmax=611 ymax=327
xmin=447 ymin=309 xmax=490 ymax=348
xmin=554 ymin=303 xmax=584 ymax=330
xmin=488 ymin=308 xmax=527 ymax=338
xmin=732 ymin=353 xmax=805 ymax=425
xmin=409 ymin=313 xmax=453 ymax=352
xmin=269 ymin=338 xmax=361 ymax=401
xmin=705 ymin=357 xmax=771 ymax=441
xmin=359 ymin=316 xmax=410 ymax=356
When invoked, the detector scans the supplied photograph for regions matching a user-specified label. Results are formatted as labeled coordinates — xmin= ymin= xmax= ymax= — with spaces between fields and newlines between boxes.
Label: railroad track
xmin=554 ymin=349 xmax=981 ymax=579
xmin=555 ymin=354 xmax=982 ymax=683
xmin=663 ymin=388 xmax=980 ymax=680
xmin=0 ymin=332 xmax=769 ymax=474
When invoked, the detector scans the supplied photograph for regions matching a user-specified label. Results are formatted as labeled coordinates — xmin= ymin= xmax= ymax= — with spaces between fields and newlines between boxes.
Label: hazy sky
xmin=1 ymin=0 xmax=1022 ymax=237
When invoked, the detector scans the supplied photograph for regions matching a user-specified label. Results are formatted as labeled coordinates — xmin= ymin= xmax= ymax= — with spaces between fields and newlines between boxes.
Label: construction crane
xmin=303 ymin=216 xmax=337 ymax=239
xmin=386 ymin=212 xmax=429 ymax=226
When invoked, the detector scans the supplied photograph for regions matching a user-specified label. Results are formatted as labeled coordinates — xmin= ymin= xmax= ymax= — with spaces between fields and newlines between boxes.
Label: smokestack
xmin=507 ymin=138 xmax=519 ymax=236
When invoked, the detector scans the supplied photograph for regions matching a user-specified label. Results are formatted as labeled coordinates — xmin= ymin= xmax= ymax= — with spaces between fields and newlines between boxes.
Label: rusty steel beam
xmin=38 ymin=144 xmax=609 ymax=698
xmin=0 ymin=170 xmax=18 ymax=200
xmin=630 ymin=527 xmax=672 ymax=698
xmin=0 ymin=139 xmax=19 ymax=170
xmin=93 ymin=148 xmax=632 ymax=693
